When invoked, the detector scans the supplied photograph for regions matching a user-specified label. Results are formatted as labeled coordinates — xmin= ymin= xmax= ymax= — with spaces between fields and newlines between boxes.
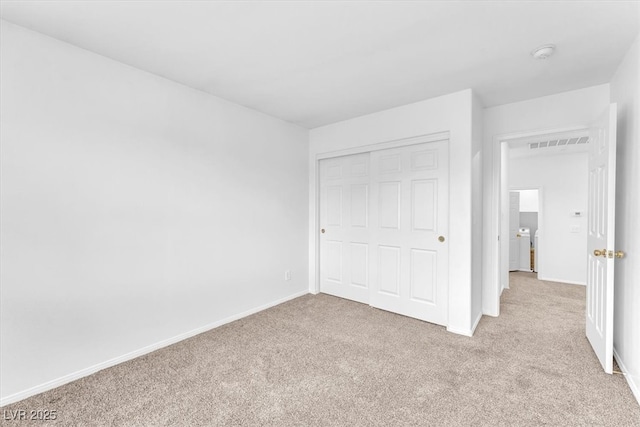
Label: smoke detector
xmin=531 ymin=44 xmax=556 ymax=59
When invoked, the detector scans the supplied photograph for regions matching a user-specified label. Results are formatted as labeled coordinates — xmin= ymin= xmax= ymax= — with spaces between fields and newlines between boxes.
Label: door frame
xmin=310 ymin=131 xmax=450 ymax=296
xmin=487 ymin=125 xmax=589 ymax=316
xmin=507 ymin=190 xmax=521 ymax=276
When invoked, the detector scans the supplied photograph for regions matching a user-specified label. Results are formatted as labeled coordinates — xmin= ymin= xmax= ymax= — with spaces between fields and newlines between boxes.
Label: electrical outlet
xmin=284 ymin=270 xmax=291 ymax=281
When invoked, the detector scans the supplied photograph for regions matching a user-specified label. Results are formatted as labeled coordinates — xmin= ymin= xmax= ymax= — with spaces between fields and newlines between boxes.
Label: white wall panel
xmin=610 ymin=33 xmax=640 ymax=405
xmin=0 ymin=22 xmax=309 ymax=403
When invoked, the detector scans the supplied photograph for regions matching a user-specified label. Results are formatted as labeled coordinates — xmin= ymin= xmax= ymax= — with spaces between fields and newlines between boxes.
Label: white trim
xmin=537 ymin=276 xmax=586 ymax=286
xmin=316 ymin=132 xmax=450 ymax=161
xmin=613 ymin=347 xmax=640 ymax=406
xmin=446 ymin=325 xmax=474 ymax=337
xmin=0 ymin=290 xmax=308 ymax=407
xmin=471 ymin=312 xmax=483 ymax=335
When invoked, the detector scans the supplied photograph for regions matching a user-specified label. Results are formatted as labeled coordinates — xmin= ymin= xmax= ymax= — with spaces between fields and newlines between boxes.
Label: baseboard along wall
xmin=613 ymin=347 xmax=640 ymax=406
xmin=0 ymin=290 xmax=309 ymax=407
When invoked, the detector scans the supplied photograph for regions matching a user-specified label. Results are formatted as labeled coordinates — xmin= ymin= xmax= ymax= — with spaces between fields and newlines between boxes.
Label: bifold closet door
xmin=319 ymin=153 xmax=371 ymax=304
xmin=369 ymin=141 xmax=449 ymax=326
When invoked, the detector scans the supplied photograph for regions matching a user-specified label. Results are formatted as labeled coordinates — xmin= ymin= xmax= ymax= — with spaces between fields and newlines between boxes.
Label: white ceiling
xmin=1 ymin=1 xmax=638 ymax=129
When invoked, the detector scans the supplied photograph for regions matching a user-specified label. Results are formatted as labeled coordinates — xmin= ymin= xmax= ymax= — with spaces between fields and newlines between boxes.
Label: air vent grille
xmin=529 ymin=136 xmax=589 ymax=150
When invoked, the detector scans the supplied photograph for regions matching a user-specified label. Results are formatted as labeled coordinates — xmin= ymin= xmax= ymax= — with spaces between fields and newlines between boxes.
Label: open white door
xmin=586 ymin=103 xmax=617 ymax=374
xmin=509 ymin=191 xmax=520 ymax=272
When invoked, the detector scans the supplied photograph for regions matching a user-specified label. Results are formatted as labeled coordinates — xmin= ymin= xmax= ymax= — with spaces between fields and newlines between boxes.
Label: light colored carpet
xmin=2 ymin=272 xmax=639 ymax=426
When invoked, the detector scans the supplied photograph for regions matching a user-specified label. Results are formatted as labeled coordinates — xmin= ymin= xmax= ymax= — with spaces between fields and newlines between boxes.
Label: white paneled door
xmin=586 ymin=104 xmax=618 ymax=374
xmin=319 ymin=153 xmax=371 ymax=304
xmin=369 ymin=142 xmax=449 ymax=325
xmin=319 ymin=141 xmax=449 ymax=326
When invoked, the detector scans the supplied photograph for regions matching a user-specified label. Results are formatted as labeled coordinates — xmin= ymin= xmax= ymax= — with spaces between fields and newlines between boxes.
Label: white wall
xmin=509 ymin=151 xmax=588 ymax=285
xmin=610 ymin=33 xmax=640 ymax=405
xmin=309 ymin=89 xmax=478 ymax=336
xmin=482 ymin=85 xmax=610 ymax=315
xmin=471 ymin=94 xmax=484 ymax=329
xmin=0 ymin=21 xmax=309 ymax=404
xmin=518 ymin=190 xmax=539 ymax=212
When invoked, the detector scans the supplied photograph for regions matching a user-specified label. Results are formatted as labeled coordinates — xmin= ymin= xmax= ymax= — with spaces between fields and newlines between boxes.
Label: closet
xmin=319 ymin=141 xmax=449 ymax=325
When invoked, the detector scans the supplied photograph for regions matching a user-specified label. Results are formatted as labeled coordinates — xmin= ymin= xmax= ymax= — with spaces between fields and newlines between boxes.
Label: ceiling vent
xmin=529 ymin=136 xmax=589 ymax=150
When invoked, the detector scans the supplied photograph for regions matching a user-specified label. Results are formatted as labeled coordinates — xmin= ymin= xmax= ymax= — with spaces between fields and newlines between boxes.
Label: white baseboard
xmin=447 ymin=313 xmax=484 ymax=337
xmin=613 ymin=347 xmax=640 ymax=406
xmin=537 ymin=276 xmax=586 ymax=286
xmin=0 ymin=290 xmax=309 ymax=407
xmin=446 ymin=325 xmax=473 ymax=337
xmin=448 ymin=315 xmax=481 ymax=338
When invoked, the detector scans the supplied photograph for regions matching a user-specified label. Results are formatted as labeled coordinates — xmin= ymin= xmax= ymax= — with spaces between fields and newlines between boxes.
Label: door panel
xmin=370 ymin=141 xmax=449 ymax=325
xmin=586 ymin=104 xmax=617 ymax=374
xmin=378 ymin=245 xmax=401 ymax=295
xmin=378 ymin=182 xmax=401 ymax=229
xmin=325 ymin=240 xmax=343 ymax=282
xmin=349 ymin=243 xmax=369 ymax=287
xmin=410 ymin=249 xmax=436 ymax=303
xmin=326 ymin=186 xmax=342 ymax=226
xmin=412 ymin=180 xmax=437 ymax=231
xmin=350 ymin=184 xmax=369 ymax=227
xmin=319 ymin=153 xmax=371 ymax=304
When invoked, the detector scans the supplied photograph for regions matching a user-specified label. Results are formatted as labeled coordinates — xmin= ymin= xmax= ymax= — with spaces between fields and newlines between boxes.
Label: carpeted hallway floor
xmin=3 ymin=272 xmax=639 ymax=426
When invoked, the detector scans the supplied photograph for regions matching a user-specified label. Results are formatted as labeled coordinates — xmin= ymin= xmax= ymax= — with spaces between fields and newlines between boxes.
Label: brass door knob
xmin=321 ymin=229 xmax=325 ymax=234
xmin=593 ymin=249 xmax=607 ymax=257
xmin=615 ymin=251 xmax=625 ymax=259
xmin=516 ymin=234 xmax=521 ymax=237
xmin=438 ymin=236 xmax=445 ymax=242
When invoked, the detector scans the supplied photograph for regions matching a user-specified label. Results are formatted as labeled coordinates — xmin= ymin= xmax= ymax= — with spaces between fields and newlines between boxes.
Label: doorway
xmin=500 ymin=130 xmax=590 ymax=293
xmin=491 ymin=104 xmax=619 ymax=374
xmin=508 ymin=188 xmax=540 ymax=278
